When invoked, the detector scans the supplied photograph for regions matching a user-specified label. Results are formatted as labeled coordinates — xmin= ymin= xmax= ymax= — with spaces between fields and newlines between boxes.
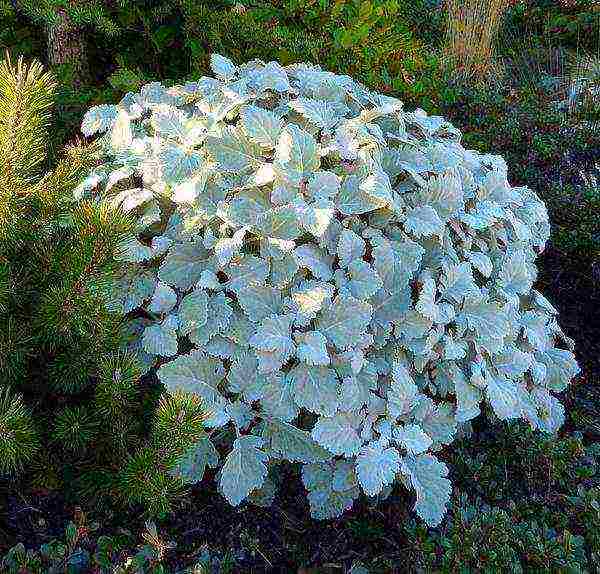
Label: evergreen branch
xmin=28 ymin=138 xmax=102 ymax=220
xmin=0 ymin=316 xmax=33 ymax=383
xmin=0 ymin=385 xmax=40 ymax=475
xmin=95 ymin=350 xmax=141 ymax=419
xmin=0 ymin=51 xmax=56 ymax=188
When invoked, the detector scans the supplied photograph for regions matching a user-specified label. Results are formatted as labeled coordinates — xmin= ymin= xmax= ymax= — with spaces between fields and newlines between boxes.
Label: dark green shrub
xmin=505 ymin=0 xmax=600 ymax=53
xmin=429 ymin=498 xmax=588 ymax=573
xmin=0 ymin=53 xmax=207 ymax=516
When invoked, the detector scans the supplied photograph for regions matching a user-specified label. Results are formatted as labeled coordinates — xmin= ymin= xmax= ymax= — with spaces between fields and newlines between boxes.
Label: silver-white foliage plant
xmin=76 ymin=53 xmax=580 ymax=527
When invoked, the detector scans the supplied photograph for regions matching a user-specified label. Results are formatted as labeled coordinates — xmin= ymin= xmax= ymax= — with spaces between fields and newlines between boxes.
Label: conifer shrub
xmin=77 ymin=53 xmax=580 ymax=526
xmin=0 ymin=52 xmax=206 ymax=514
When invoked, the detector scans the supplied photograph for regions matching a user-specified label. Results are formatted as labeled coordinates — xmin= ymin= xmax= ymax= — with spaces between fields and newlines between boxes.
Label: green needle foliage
xmin=0 ymin=386 xmax=39 ymax=475
xmin=0 ymin=52 xmax=208 ymax=515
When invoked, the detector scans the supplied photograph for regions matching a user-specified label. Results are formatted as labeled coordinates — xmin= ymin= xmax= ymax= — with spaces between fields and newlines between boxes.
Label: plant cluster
xmin=406 ymin=496 xmax=591 ymax=572
xmin=75 ymin=53 xmax=579 ymax=526
xmin=506 ymin=0 xmax=600 ymax=52
xmin=0 ymin=0 xmax=597 ymax=569
xmin=443 ymin=0 xmax=514 ymax=87
xmin=0 ymin=510 xmax=193 ymax=574
xmin=0 ymin=52 xmax=207 ymax=516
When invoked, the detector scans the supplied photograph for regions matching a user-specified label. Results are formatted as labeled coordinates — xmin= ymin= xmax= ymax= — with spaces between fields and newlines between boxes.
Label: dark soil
xmin=538 ymin=246 xmax=600 ymax=380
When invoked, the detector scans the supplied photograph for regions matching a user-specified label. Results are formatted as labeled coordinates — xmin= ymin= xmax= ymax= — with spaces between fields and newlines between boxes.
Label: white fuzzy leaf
xmin=151 ymin=105 xmax=188 ymax=139
xmin=261 ymin=374 xmax=299 ymax=421
xmin=400 ymin=454 xmax=451 ymax=527
xmin=312 ymin=413 xmax=362 ymax=457
xmin=210 ymin=53 xmax=236 ymax=79
xmin=271 ymin=253 xmax=299 ymax=288
xmin=172 ymin=173 xmax=208 ymax=204
xmin=440 ymin=262 xmax=479 ymax=303
xmin=189 ymin=293 xmax=233 ymax=346
xmin=404 ymin=205 xmax=445 ymax=238
xmin=115 ymin=236 xmax=154 ymax=263
xmin=81 ymin=104 xmax=119 ymax=136
xmin=291 ymin=280 xmax=334 ymax=325
xmin=485 ymin=372 xmax=520 ymax=420
xmin=170 ymin=437 xmax=219 ymax=483
xmin=498 ymin=250 xmax=533 ymax=298
xmin=338 ymin=174 xmax=388 ymax=215
xmin=205 ymin=125 xmax=262 ymax=173
xmin=417 ymin=169 xmax=463 ymax=220
xmin=159 ymin=144 xmax=204 ymax=181
xmin=158 ymin=239 xmax=213 ymax=290
xmin=215 ymin=227 xmax=247 ymax=266
xmin=178 ymin=287 xmax=209 ymax=335
xmin=258 ymin=205 xmax=302 ymax=240
xmin=241 ymin=105 xmax=284 ymax=148
xmin=466 ymin=251 xmax=493 ymax=278
xmin=237 ymin=284 xmax=282 ymax=322
xmin=220 ymin=435 xmax=268 ymax=506
xmin=293 ymin=245 xmax=333 ymax=280
xmin=149 ymin=281 xmax=177 ymax=314
xmin=142 ymin=318 xmax=178 ymax=357
xmin=360 ymin=170 xmax=393 ymax=207
xmin=387 ymin=362 xmax=418 ymax=418
xmin=302 ymin=460 xmax=358 ymax=519
xmin=347 ymin=260 xmax=383 ymax=300
xmin=458 ymin=296 xmax=510 ymax=341
xmin=454 ymin=369 xmax=482 ymax=423
xmin=263 ymin=418 xmax=330 ymax=463
xmin=228 ymin=352 xmax=267 ymax=401
xmin=317 ymin=296 xmax=372 ymax=350
xmin=371 ymin=272 xmax=411 ymax=328
xmin=225 ymin=255 xmax=269 ymax=294
xmin=295 ymin=199 xmax=335 ymax=238
xmin=227 ymin=189 xmax=270 ymax=228
xmin=275 ymin=124 xmax=320 ymax=185
xmin=355 ymin=440 xmax=400 ymax=497
xmin=249 ymin=314 xmax=295 ymax=356
xmin=337 ymin=229 xmax=366 ymax=268
xmin=297 ymin=331 xmax=330 ymax=366
xmin=395 ymin=424 xmax=432 ymax=455
xmin=289 ymin=364 xmax=340 ymax=416
xmin=307 ymin=171 xmax=341 ymax=201
xmin=253 ymin=61 xmax=290 ymax=93
xmin=103 ymin=268 xmax=155 ymax=314
xmin=537 ymin=348 xmax=580 ymax=392
xmin=109 ymin=187 xmax=153 ymax=213
xmin=288 ymin=97 xmax=348 ymax=131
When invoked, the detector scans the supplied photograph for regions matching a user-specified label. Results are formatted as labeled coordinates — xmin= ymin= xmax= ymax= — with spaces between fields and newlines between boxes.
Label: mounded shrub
xmin=76 ymin=53 xmax=580 ymax=526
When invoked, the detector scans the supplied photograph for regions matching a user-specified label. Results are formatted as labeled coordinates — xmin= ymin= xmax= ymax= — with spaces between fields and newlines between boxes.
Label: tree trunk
xmin=46 ymin=7 xmax=89 ymax=89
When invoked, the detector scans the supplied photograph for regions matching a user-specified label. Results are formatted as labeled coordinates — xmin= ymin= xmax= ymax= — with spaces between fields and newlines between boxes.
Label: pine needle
xmin=0 ymin=51 xmax=57 ymax=188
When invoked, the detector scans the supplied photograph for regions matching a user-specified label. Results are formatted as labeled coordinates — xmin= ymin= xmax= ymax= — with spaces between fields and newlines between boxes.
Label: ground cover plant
xmin=0 ymin=0 xmax=599 ymax=571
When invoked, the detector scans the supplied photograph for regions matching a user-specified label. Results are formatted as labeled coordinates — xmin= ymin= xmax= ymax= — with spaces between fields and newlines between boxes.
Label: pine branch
xmin=0 ymin=385 xmax=40 ymax=475
xmin=28 ymin=139 xmax=102 ymax=218
xmin=0 ymin=51 xmax=56 ymax=189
